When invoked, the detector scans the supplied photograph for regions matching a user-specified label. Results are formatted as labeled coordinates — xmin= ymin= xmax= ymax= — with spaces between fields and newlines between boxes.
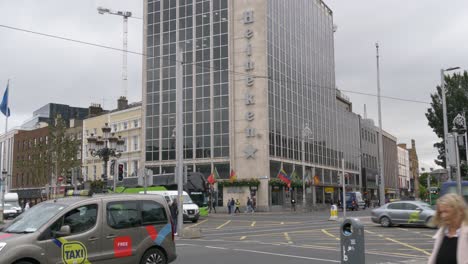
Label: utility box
xmin=340 ymin=218 xmax=365 ymax=263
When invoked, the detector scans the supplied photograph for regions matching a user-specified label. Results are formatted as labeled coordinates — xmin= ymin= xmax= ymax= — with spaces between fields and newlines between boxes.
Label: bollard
xmin=340 ymin=218 xmax=365 ymax=263
xmin=329 ymin=204 xmax=338 ymax=221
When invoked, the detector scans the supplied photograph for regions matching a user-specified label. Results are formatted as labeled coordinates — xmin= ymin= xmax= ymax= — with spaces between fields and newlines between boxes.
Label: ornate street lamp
xmin=87 ymin=123 xmax=125 ymax=191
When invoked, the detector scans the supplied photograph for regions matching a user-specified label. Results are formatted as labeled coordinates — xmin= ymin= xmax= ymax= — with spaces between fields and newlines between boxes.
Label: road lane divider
xmin=240 ymin=236 xmax=246 ymax=240
xmin=321 ymin=229 xmax=340 ymax=241
xmin=385 ymin=237 xmax=431 ymax=256
xmin=189 ymin=219 xmax=208 ymax=228
xmin=251 ymin=221 xmax=256 ymax=227
xmin=216 ymin=220 xmax=232 ymax=230
xmin=283 ymin=232 xmax=293 ymax=244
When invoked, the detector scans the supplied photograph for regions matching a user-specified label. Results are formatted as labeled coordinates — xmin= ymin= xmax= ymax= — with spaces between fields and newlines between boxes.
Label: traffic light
xmin=118 ymin=164 xmax=124 ymax=181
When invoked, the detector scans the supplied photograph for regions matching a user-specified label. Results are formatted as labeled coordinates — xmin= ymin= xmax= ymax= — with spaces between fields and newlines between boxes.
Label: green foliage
xmin=419 ymin=172 xmax=438 ymax=189
xmin=89 ymin=180 xmax=106 ymax=193
xmin=419 ymin=184 xmax=428 ymax=201
xmin=218 ymin=178 xmax=260 ymax=187
xmin=268 ymin=178 xmax=307 ymax=188
xmin=426 ymin=71 xmax=468 ymax=169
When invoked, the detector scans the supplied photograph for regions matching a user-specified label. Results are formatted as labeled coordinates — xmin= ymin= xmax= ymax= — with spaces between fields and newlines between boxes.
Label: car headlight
xmin=0 ymin=242 xmax=6 ymax=252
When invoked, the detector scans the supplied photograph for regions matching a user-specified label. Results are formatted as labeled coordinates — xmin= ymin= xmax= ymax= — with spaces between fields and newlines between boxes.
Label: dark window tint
xmin=107 ymin=201 xmax=140 ymax=229
xmin=50 ymin=204 xmax=98 ymax=236
xmin=387 ymin=203 xmax=403 ymax=210
xmin=141 ymin=201 xmax=168 ymax=225
xmin=403 ymin=203 xmax=418 ymax=210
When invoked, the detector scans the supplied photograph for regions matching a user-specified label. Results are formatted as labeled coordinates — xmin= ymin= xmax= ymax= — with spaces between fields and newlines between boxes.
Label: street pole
xmin=454 ymin=132 xmax=462 ymax=196
xmin=302 ymin=127 xmax=306 ymax=211
xmin=376 ymin=43 xmax=386 ymax=206
xmin=175 ymin=45 xmax=184 ymax=235
xmin=427 ymin=176 xmax=431 ymax=205
xmin=442 ymin=69 xmax=451 ymax=181
xmin=342 ymin=158 xmax=346 ymax=219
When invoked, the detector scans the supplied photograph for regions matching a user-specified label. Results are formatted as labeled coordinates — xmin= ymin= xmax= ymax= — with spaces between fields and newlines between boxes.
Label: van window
xmin=48 ymin=204 xmax=98 ymax=237
xmin=107 ymin=201 xmax=140 ymax=229
xmin=142 ymin=201 xmax=168 ymax=225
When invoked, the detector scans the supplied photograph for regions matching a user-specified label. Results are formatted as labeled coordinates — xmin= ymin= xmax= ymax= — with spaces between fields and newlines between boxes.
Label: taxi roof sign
xmin=65 ymin=190 xmax=93 ymax=197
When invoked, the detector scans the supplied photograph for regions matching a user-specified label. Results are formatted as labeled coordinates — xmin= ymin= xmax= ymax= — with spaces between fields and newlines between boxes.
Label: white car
xmin=140 ymin=190 xmax=200 ymax=223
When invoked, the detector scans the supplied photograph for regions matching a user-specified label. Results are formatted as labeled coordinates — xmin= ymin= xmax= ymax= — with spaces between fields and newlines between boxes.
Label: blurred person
xmin=428 ymin=193 xmax=468 ymax=264
xmin=170 ymin=199 xmax=179 ymax=235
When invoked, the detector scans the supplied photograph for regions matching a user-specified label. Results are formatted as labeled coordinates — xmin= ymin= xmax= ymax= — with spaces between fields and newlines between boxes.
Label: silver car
xmin=371 ymin=201 xmax=435 ymax=227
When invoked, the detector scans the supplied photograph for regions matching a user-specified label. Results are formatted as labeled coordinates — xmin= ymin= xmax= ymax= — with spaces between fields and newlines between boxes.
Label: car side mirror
xmin=54 ymin=225 xmax=71 ymax=238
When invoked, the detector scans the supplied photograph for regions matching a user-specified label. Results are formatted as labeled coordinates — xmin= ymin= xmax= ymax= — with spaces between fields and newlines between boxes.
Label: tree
xmin=49 ymin=115 xmax=81 ymax=185
xmin=426 ymin=71 xmax=468 ymax=176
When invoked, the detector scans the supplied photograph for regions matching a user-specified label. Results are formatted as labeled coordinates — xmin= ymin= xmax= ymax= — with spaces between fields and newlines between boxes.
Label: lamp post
xmin=86 ymin=123 xmax=125 ymax=192
xmin=452 ymin=113 xmax=465 ymax=195
xmin=302 ymin=123 xmax=312 ymax=211
xmin=441 ymin=67 xmax=461 ymax=181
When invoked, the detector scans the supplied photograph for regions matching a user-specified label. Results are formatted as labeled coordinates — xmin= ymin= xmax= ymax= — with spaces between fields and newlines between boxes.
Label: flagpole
xmin=1 ymin=79 xmax=9 ymax=223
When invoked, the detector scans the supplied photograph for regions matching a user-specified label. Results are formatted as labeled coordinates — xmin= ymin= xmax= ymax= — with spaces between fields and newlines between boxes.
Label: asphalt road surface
xmin=174 ymin=210 xmax=432 ymax=264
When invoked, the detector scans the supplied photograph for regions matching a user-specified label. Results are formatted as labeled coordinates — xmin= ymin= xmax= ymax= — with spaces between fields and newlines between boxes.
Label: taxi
xmin=0 ymin=190 xmax=176 ymax=264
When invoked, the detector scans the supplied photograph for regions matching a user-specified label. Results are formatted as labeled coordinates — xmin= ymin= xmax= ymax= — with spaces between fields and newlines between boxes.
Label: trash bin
xmin=340 ymin=218 xmax=365 ymax=263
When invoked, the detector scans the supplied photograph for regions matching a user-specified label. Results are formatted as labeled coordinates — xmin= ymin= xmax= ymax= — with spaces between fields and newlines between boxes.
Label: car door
xmin=42 ymin=203 xmax=102 ymax=264
xmin=100 ymin=198 xmax=144 ymax=264
xmin=386 ymin=203 xmax=404 ymax=224
xmin=403 ymin=203 xmax=423 ymax=225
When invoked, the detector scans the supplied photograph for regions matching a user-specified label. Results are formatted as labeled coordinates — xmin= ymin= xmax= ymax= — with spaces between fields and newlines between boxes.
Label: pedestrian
xmin=212 ymin=199 xmax=217 ymax=213
xmin=428 ymin=193 xmax=468 ymax=264
xmin=291 ymin=198 xmax=296 ymax=211
xmin=246 ymin=197 xmax=252 ymax=213
xmin=24 ymin=200 xmax=30 ymax=211
xmin=235 ymin=199 xmax=241 ymax=214
xmin=170 ymin=199 xmax=179 ymax=235
xmin=252 ymin=197 xmax=256 ymax=212
xmin=227 ymin=198 xmax=232 ymax=214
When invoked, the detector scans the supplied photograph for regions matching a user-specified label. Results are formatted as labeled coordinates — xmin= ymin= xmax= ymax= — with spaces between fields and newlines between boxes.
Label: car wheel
xmin=192 ymin=219 xmax=198 ymax=223
xmin=140 ymin=248 xmax=167 ymax=264
xmin=380 ymin=216 xmax=391 ymax=227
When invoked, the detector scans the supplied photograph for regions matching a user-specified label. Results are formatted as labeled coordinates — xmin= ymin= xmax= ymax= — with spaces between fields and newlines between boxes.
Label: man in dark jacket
xmin=170 ymin=199 xmax=178 ymax=235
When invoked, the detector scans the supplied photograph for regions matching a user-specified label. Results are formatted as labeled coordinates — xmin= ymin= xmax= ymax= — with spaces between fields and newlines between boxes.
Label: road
xmin=174 ymin=210 xmax=432 ymax=264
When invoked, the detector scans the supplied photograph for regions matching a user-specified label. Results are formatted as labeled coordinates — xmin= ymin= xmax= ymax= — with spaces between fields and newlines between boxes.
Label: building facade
xmin=379 ymin=129 xmax=399 ymax=199
xmin=83 ymin=101 xmax=142 ymax=183
xmin=0 ymin=129 xmax=20 ymax=193
xmin=21 ymin=103 xmax=88 ymax=129
xmin=397 ymin=144 xmax=410 ymax=198
xmin=360 ymin=118 xmax=379 ymax=201
xmin=143 ymin=0 xmax=362 ymax=210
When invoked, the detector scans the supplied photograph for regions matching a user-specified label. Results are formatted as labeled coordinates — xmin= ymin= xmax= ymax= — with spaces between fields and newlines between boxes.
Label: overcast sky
xmin=1 ymin=1 xmax=466 ymax=170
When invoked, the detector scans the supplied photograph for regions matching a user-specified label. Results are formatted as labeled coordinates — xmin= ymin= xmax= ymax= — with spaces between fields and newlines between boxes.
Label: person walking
xmin=246 ymin=197 xmax=253 ymax=213
xmin=212 ymin=199 xmax=217 ymax=213
xmin=170 ymin=199 xmax=179 ymax=235
xmin=428 ymin=193 xmax=468 ymax=264
xmin=234 ymin=199 xmax=241 ymax=214
xmin=291 ymin=198 xmax=296 ymax=211
xmin=24 ymin=201 xmax=30 ymax=211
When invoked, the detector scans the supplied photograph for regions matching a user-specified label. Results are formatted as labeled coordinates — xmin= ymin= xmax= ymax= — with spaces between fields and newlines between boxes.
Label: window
xmin=113 ymin=124 xmax=118 ymax=132
xmin=93 ymin=165 xmax=97 ymax=180
xmin=387 ymin=203 xmax=403 ymax=210
xmin=133 ymin=160 xmax=138 ymax=176
xmin=107 ymin=201 xmax=140 ymax=229
xmin=123 ymin=138 xmax=128 ymax=152
xmin=50 ymin=204 xmax=98 ymax=236
xmin=403 ymin=203 xmax=418 ymax=210
xmin=93 ymin=128 xmax=97 ymax=135
xmin=123 ymin=122 xmax=128 ymax=130
xmin=133 ymin=119 xmax=139 ymax=128
xmin=133 ymin=136 xmax=139 ymax=151
xmin=141 ymin=201 xmax=167 ymax=225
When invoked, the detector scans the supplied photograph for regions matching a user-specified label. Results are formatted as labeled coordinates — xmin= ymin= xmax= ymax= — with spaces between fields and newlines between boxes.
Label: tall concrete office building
xmin=143 ymin=0 xmax=361 ymax=210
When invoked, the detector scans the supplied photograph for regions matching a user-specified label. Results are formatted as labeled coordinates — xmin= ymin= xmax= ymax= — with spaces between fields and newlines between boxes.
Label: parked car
xmin=0 ymin=191 xmax=177 ymax=264
xmin=371 ymin=201 xmax=435 ymax=227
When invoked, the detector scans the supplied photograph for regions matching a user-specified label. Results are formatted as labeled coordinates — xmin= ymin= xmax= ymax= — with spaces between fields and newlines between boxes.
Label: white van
xmin=140 ymin=191 xmax=200 ymax=223
xmin=2 ymin=192 xmax=22 ymax=219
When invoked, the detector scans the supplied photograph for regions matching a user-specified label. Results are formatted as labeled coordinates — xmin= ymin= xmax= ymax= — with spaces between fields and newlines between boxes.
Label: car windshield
xmin=170 ymin=195 xmax=194 ymax=204
xmin=4 ymin=203 xmax=66 ymax=233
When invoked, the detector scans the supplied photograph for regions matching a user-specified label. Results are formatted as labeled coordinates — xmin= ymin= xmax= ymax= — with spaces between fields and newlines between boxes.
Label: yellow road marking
xmin=283 ymin=232 xmax=293 ymax=244
xmin=251 ymin=221 xmax=256 ymax=227
xmin=240 ymin=236 xmax=246 ymax=240
xmin=385 ymin=237 xmax=431 ymax=256
xmin=321 ymin=229 xmax=340 ymax=241
xmin=216 ymin=220 xmax=231 ymax=229
xmin=281 ymin=222 xmax=284 ymax=225
xmin=189 ymin=219 xmax=208 ymax=227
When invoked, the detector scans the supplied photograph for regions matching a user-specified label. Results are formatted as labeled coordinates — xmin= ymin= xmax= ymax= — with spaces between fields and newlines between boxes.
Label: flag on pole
xmin=0 ymin=82 xmax=10 ymax=117
xmin=207 ymin=167 xmax=220 ymax=185
xmin=229 ymin=169 xmax=237 ymax=182
xmin=290 ymin=169 xmax=299 ymax=181
xmin=277 ymin=168 xmax=291 ymax=187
